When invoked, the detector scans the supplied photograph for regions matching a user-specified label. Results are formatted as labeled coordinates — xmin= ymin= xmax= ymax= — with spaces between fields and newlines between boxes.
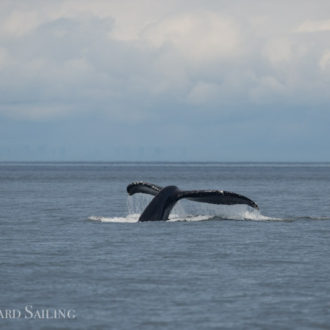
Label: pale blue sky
xmin=1 ymin=0 xmax=330 ymax=161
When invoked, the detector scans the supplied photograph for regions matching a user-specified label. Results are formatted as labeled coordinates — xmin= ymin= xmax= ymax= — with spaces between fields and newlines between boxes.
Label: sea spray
xmin=90 ymin=196 xmax=279 ymax=223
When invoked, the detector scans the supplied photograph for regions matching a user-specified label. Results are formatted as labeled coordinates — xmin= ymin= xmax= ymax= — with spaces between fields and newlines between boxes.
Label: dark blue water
xmin=1 ymin=163 xmax=330 ymax=329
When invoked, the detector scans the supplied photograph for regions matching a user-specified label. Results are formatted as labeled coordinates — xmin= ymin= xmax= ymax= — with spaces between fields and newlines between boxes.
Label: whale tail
xmin=177 ymin=189 xmax=259 ymax=210
xmin=127 ymin=182 xmax=259 ymax=221
xmin=127 ymin=182 xmax=162 ymax=196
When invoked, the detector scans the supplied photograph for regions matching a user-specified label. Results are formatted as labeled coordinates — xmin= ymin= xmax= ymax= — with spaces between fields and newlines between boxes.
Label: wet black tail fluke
xmin=178 ymin=190 xmax=259 ymax=210
xmin=127 ymin=182 xmax=162 ymax=196
xmin=126 ymin=182 xmax=259 ymax=221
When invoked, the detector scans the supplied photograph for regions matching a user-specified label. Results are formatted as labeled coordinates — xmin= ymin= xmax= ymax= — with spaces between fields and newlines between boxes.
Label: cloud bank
xmin=0 ymin=0 xmax=330 ymax=160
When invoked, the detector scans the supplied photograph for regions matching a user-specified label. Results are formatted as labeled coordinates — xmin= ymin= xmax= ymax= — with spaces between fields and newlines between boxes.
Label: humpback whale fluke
xmin=127 ymin=182 xmax=259 ymax=222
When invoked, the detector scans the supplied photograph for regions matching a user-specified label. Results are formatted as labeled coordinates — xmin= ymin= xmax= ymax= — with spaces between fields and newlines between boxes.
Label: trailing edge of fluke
xmin=127 ymin=181 xmax=259 ymax=222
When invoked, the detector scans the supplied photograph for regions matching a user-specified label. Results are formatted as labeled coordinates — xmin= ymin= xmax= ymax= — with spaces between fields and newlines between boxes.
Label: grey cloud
xmin=1 ymin=1 xmax=330 ymax=121
xmin=0 ymin=1 xmax=330 ymax=161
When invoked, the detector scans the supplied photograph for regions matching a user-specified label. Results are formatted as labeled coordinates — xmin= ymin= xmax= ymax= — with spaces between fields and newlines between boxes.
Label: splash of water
xmin=89 ymin=214 xmax=139 ymax=223
xmin=89 ymin=196 xmax=281 ymax=223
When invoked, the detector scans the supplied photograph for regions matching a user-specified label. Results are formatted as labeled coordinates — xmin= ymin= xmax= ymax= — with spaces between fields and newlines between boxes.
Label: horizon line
xmin=1 ymin=160 xmax=330 ymax=164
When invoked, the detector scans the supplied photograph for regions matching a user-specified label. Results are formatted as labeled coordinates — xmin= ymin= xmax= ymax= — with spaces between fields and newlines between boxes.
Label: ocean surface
xmin=1 ymin=162 xmax=330 ymax=329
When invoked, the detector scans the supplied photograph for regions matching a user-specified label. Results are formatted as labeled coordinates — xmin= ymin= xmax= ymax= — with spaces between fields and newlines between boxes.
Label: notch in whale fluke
xmin=126 ymin=182 xmax=259 ymax=221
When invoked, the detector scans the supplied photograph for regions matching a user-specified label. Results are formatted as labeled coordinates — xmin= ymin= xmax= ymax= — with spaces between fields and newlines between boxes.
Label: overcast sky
xmin=1 ymin=0 xmax=330 ymax=161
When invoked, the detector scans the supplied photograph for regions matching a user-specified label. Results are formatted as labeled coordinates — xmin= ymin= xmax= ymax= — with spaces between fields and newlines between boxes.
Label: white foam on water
xmin=168 ymin=208 xmax=281 ymax=222
xmin=89 ymin=195 xmax=282 ymax=223
xmin=88 ymin=214 xmax=139 ymax=223
xmin=222 ymin=208 xmax=282 ymax=221
xmin=88 ymin=214 xmax=214 ymax=223
xmin=168 ymin=214 xmax=214 ymax=222
xmin=88 ymin=209 xmax=281 ymax=223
